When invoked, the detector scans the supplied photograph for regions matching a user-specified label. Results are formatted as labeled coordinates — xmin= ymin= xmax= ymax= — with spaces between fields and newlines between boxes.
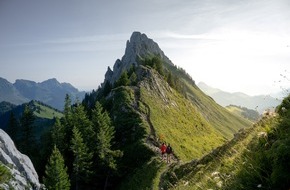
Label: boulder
xmin=0 ymin=129 xmax=41 ymax=190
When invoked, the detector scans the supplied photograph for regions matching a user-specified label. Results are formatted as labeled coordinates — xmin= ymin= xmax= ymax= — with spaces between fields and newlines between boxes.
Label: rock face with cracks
xmin=0 ymin=129 xmax=41 ymax=190
xmin=104 ymin=31 xmax=173 ymax=85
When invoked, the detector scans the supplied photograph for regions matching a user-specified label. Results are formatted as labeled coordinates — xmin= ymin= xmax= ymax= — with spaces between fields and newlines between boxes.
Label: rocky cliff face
xmin=104 ymin=31 xmax=173 ymax=84
xmin=0 ymin=129 xmax=41 ymax=190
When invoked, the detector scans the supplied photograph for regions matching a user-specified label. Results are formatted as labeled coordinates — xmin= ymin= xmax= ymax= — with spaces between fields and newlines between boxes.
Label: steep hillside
xmin=198 ymin=82 xmax=281 ymax=114
xmin=83 ymin=32 xmax=252 ymax=189
xmin=0 ymin=101 xmax=16 ymax=115
xmin=226 ymin=105 xmax=260 ymax=122
xmin=0 ymin=100 xmax=63 ymax=138
xmin=138 ymin=66 xmax=233 ymax=160
xmin=160 ymin=94 xmax=290 ymax=190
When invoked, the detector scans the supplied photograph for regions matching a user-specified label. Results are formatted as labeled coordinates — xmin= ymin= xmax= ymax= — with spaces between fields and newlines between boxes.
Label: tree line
xmin=6 ymin=95 xmax=123 ymax=190
xmin=46 ymin=95 xmax=122 ymax=190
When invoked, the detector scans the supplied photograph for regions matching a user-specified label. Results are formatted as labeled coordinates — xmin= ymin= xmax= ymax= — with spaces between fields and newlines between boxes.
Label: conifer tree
xmin=152 ymin=56 xmax=164 ymax=75
xmin=71 ymin=104 xmax=94 ymax=148
xmin=92 ymin=102 xmax=122 ymax=189
xmin=62 ymin=94 xmax=75 ymax=154
xmin=115 ymin=71 xmax=130 ymax=87
xmin=7 ymin=112 xmax=19 ymax=144
xmin=43 ymin=146 xmax=70 ymax=190
xmin=20 ymin=105 xmax=36 ymax=157
xmin=70 ymin=126 xmax=93 ymax=190
xmin=103 ymin=81 xmax=112 ymax=97
xmin=167 ymin=72 xmax=175 ymax=88
xmin=130 ymin=71 xmax=138 ymax=86
xmin=51 ymin=118 xmax=66 ymax=153
xmin=64 ymin=94 xmax=72 ymax=122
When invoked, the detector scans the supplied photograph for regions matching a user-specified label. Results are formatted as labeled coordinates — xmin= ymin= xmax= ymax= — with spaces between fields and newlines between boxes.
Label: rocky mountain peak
xmin=40 ymin=78 xmax=60 ymax=86
xmin=0 ymin=77 xmax=13 ymax=89
xmin=104 ymin=31 xmax=173 ymax=85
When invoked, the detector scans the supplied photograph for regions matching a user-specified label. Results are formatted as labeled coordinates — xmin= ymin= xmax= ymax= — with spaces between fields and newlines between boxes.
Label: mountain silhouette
xmin=0 ymin=77 xmax=85 ymax=110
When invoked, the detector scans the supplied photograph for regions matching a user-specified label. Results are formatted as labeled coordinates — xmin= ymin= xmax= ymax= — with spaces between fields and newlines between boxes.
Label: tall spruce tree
xmin=70 ymin=126 xmax=93 ymax=190
xmin=43 ymin=146 xmax=70 ymax=190
xmin=7 ymin=112 xmax=19 ymax=145
xmin=92 ymin=102 xmax=122 ymax=189
xmin=20 ymin=105 xmax=36 ymax=157
xmin=64 ymin=94 xmax=72 ymax=122
xmin=152 ymin=56 xmax=164 ymax=75
xmin=71 ymin=104 xmax=94 ymax=148
xmin=115 ymin=71 xmax=130 ymax=87
xmin=51 ymin=118 xmax=66 ymax=153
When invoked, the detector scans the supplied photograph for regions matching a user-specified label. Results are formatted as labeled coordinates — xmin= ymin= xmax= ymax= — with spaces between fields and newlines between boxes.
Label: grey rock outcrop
xmin=0 ymin=129 xmax=41 ymax=189
xmin=104 ymin=31 xmax=173 ymax=85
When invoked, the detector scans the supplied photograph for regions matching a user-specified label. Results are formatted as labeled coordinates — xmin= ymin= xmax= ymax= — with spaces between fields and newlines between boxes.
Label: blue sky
xmin=0 ymin=0 xmax=289 ymax=96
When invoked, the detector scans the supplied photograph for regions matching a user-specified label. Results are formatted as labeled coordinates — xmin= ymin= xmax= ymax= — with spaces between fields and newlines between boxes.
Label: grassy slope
xmin=161 ymin=126 xmax=257 ymax=190
xmin=163 ymin=62 xmax=251 ymax=138
xmin=140 ymin=85 xmax=225 ymax=161
xmin=139 ymin=68 xmax=251 ymax=162
xmin=161 ymin=107 xmax=290 ymax=190
xmin=118 ymin=67 xmax=252 ymax=189
xmin=32 ymin=101 xmax=63 ymax=119
xmin=30 ymin=101 xmax=63 ymax=139
xmin=226 ymin=105 xmax=244 ymax=116
xmin=184 ymin=81 xmax=252 ymax=138
xmin=226 ymin=105 xmax=260 ymax=122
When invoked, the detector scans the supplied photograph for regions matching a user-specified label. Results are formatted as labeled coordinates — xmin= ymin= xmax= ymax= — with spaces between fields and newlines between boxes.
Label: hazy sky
xmin=1 ymin=0 xmax=289 ymax=96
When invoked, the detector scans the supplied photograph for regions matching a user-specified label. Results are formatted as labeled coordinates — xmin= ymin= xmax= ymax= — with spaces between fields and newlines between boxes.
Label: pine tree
xmin=167 ymin=72 xmax=175 ymax=88
xmin=70 ymin=126 xmax=93 ymax=190
xmin=7 ymin=112 xmax=19 ymax=145
xmin=62 ymin=94 xmax=75 ymax=155
xmin=71 ymin=104 xmax=94 ymax=148
xmin=43 ymin=146 xmax=70 ymax=190
xmin=92 ymin=102 xmax=123 ymax=189
xmin=64 ymin=94 xmax=72 ymax=121
xmin=20 ymin=105 xmax=36 ymax=157
xmin=152 ymin=56 xmax=164 ymax=75
xmin=51 ymin=118 xmax=66 ymax=153
xmin=115 ymin=71 xmax=130 ymax=87
xmin=130 ymin=71 xmax=138 ymax=86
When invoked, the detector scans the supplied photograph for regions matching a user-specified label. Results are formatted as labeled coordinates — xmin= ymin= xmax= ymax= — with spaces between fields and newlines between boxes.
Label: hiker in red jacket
xmin=160 ymin=143 xmax=167 ymax=160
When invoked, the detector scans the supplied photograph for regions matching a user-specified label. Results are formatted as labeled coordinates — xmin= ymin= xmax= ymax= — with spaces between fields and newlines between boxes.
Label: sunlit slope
xmin=184 ymin=80 xmax=252 ymax=138
xmin=160 ymin=95 xmax=290 ymax=190
xmin=163 ymin=62 xmax=252 ymax=139
xmin=138 ymin=67 xmax=251 ymax=162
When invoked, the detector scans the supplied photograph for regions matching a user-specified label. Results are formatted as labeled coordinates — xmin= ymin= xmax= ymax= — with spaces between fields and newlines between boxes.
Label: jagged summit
xmin=104 ymin=31 xmax=173 ymax=84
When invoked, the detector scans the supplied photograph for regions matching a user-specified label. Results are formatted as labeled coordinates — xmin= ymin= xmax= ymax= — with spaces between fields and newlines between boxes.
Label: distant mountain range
xmin=198 ymin=82 xmax=281 ymax=114
xmin=0 ymin=77 xmax=85 ymax=110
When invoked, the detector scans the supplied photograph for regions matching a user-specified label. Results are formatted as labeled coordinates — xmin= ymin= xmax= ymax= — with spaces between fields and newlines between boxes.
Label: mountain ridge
xmin=198 ymin=81 xmax=281 ymax=114
xmin=0 ymin=77 xmax=85 ymax=110
xmin=83 ymin=31 xmax=252 ymax=189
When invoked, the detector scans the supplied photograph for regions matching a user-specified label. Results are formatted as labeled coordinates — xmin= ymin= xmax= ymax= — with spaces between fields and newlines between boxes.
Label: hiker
xmin=166 ymin=144 xmax=173 ymax=163
xmin=160 ymin=143 xmax=167 ymax=160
